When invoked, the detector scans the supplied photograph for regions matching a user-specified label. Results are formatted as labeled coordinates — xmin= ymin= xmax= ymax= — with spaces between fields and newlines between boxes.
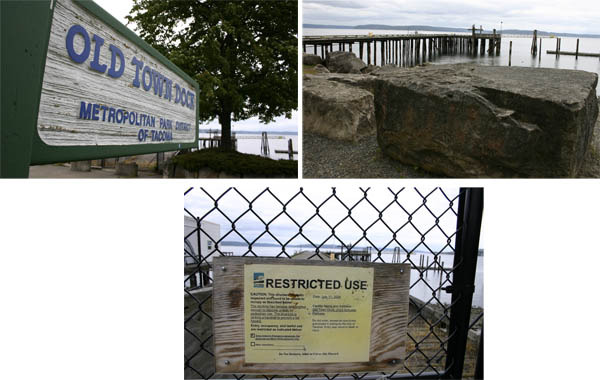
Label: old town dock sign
xmin=38 ymin=0 xmax=198 ymax=150
xmin=5 ymin=0 xmax=199 ymax=171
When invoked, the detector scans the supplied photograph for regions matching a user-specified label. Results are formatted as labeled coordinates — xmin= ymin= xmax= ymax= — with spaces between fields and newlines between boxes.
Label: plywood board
xmin=212 ymin=257 xmax=410 ymax=374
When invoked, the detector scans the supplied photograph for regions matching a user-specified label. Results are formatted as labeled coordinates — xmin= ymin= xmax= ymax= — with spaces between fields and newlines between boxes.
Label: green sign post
xmin=1 ymin=0 xmax=199 ymax=178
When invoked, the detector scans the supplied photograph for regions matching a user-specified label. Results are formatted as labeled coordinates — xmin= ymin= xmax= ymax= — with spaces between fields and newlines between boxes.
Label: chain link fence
xmin=184 ymin=187 xmax=483 ymax=379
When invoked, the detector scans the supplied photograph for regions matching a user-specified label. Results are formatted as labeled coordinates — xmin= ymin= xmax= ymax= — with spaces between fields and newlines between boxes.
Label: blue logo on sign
xmin=253 ymin=272 xmax=264 ymax=288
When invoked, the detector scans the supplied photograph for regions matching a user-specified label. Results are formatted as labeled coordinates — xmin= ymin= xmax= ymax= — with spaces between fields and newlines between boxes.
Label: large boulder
xmin=303 ymin=75 xmax=375 ymax=141
xmin=374 ymin=64 xmax=599 ymax=177
xmin=313 ymin=64 xmax=330 ymax=74
xmin=325 ymin=51 xmax=367 ymax=74
xmin=303 ymin=53 xmax=323 ymax=66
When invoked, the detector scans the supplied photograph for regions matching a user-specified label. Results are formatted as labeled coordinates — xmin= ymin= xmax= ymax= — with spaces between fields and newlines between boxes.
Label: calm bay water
xmin=304 ymin=28 xmax=600 ymax=93
xmin=198 ymin=132 xmax=298 ymax=160
xmin=216 ymin=244 xmax=484 ymax=308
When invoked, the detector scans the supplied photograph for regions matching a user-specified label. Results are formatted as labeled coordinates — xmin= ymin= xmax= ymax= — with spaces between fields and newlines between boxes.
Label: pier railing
xmin=184 ymin=187 xmax=483 ymax=379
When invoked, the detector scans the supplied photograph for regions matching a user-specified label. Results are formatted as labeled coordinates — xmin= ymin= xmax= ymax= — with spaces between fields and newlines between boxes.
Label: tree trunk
xmin=219 ymin=111 xmax=232 ymax=150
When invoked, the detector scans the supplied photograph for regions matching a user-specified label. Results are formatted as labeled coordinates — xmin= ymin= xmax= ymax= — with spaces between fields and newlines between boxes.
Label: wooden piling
xmin=472 ymin=25 xmax=476 ymax=56
xmin=374 ymin=41 xmax=377 ymax=66
xmin=576 ymin=38 xmax=580 ymax=59
xmin=496 ymin=35 xmax=501 ymax=55
xmin=359 ymin=42 xmax=363 ymax=61
xmin=509 ymin=40 xmax=512 ymax=66
xmin=367 ymin=41 xmax=371 ymax=65
xmin=539 ymin=38 xmax=542 ymax=61
xmin=531 ymin=29 xmax=538 ymax=55
xmin=287 ymin=139 xmax=293 ymax=160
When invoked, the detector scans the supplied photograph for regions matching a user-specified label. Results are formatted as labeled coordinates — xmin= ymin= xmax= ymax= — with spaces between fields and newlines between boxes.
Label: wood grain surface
xmin=212 ymin=257 xmax=411 ymax=375
xmin=37 ymin=0 xmax=196 ymax=146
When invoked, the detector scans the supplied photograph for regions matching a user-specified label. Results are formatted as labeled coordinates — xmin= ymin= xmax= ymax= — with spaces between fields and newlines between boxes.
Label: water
xmin=304 ymin=28 xmax=600 ymax=93
xmin=214 ymin=244 xmax=484 ymax=308
xmin=198 ymin=132 xmax=298 ymax=161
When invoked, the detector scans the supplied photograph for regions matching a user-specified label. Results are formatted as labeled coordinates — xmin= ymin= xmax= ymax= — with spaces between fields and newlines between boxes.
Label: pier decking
xmin=303 ymin=29 xmax=502 ymax=66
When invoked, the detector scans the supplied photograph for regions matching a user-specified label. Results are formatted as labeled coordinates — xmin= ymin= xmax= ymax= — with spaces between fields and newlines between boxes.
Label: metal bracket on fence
xmin=442 ymin=284 xmax=475 ymax=294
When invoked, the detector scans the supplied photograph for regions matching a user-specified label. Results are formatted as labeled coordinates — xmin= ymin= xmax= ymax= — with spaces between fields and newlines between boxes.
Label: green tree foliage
xmin=127 ymin=0 xmax=298 ymax=150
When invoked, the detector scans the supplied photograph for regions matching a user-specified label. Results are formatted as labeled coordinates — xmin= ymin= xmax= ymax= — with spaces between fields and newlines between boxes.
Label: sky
xmin=94 ymin=0 xmax=298 ymax=133
xmin=303 ymin=0 xmax=600 ymax=35
xmin=184 ymin=186 xmax=483 ymax=253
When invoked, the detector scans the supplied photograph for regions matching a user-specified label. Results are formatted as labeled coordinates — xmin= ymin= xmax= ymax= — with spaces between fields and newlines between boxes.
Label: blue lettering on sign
xmin=107 ymin=45 xmax=125 ymax=78
xmin=66 ymin=25 xmax=124 ymax=79
xmin=79 ymin=101 xmax=92 ymax=119
xmin=65 ymin=24 xmax=196 ymax=110
xmin=92 ymin=103 xmax=100 ymax=120
xmin=90 ymin=34 xmax=107 ymax=73
xmin=131 ymin=56 xmax=143 ymax=87
xmin=142 ymin=65 xmax=152 ymax=91
xmin=66 ymin=25 xmax=90 ymax=64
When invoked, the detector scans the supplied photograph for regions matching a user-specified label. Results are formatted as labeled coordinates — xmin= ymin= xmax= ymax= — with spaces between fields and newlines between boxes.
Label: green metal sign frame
xmin=1 ymin=0 xmax=199 ymax=177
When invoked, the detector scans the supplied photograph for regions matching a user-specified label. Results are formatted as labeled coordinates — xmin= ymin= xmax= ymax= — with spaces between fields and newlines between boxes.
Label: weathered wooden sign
xmin=1 ymin=0 xmax=198 ymax=175
xmin=212 ymin=257 xmax=410 ymax=374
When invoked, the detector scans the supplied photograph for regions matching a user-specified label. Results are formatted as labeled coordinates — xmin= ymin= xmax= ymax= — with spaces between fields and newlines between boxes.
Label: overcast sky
xmin=184 ymin=186 xmax=481 ymax=253
xmin=303 ymin=0 xmax=600 ymax=35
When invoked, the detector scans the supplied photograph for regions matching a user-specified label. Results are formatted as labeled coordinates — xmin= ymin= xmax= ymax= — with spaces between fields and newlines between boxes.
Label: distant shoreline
xmin=199 ymin=129 xmax=297 ymax=136
xmin=304 ymin=24 xmax=600 ymax=39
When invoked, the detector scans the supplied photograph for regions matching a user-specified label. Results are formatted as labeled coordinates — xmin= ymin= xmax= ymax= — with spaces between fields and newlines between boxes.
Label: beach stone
xmin=70 ymin=160 xmax=91 ymax=172
xmin=115 ymin=162 xmax=138 ymax=177
xmin=303 ymin=75 xmax=375 ymax=141
xmin=361 ymin=64 xmax=378 ymax=74
xmin=303 ymin=52 xmax=322 ymax=66
xmin=313 ymin=64 xmax=330 ymax=74
xmin=325 ymin=51 xmax=367 ymax=74
xmin=374 ymin=64 xmax=599 ymax=177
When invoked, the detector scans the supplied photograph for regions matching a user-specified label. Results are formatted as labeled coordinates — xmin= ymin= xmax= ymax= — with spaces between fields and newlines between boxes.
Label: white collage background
xmin=3 ymin=1 xmax=600 ymax=380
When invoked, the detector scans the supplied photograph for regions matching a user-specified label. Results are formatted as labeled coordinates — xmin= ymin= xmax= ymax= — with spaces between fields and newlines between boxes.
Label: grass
xmin=303 ymin=64 xmax=318 ymax=75
xmin=172 ymin=148 xmax=298 ymax=178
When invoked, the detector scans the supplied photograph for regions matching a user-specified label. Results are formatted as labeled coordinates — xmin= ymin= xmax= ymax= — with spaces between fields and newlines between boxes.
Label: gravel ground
xmin=303 ymin=132 xmax=439 ymax=178
xmin=304 ymin=122 xmax=600 ymax=178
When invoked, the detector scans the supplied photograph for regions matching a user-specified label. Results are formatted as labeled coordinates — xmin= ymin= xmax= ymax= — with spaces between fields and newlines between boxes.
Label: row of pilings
xmin=303 ymin=30 xmax=502 ymax=67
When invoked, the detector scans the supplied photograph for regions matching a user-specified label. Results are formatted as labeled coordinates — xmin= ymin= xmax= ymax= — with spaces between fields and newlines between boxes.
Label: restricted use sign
xmin=243 ymin=264 xmax=374 ymax=363
xmin=212 ymin=257 xmax=410 ymax=374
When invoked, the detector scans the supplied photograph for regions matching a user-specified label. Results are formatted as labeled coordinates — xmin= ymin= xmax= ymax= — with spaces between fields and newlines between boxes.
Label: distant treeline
xmin=220 ymin=240 xmax=468 ymax=255
xmin=304 ymin=24 xmax=600 ymax=38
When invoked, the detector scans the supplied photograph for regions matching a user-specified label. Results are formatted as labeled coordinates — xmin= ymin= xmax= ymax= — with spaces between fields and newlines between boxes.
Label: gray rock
xmin=303 ymin=52 xmax=323 ymax=66
xmin=325 ymin=51 xmax=367 ymax=74
xmin=374 ymin=64 xmax=598 ymax=177
xmin=70 ymin=160 xmax=91 ymax=172
xmin=309 ymin=73 xmax=377 ymax=94
xmin=313 ymin=64 xmax=330 ymax=74
xmin=303 ymin=75 xmax=375 ymax=142
xmin=361 ymin=64 xmax=378 ymax=74
xmin=115 ymin=162 xmax=138 ymax=177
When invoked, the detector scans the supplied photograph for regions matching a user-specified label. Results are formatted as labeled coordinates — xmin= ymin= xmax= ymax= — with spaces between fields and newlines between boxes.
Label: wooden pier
xmin=546 ymin=50 xmax=600 ymax=58
xmin=303 ymin=27 xmax=501 ymax=67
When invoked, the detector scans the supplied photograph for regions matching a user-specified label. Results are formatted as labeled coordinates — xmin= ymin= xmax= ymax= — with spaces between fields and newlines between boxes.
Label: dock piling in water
xmin=531 ymin=29 xmax=538 ymax=55
xmin=303 ymin=30 xmax=501 ymax=68
xmin=509 ymin=40 xmax=512 ymax=66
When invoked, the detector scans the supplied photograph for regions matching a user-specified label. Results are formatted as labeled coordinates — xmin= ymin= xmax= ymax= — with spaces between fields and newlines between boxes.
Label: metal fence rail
xmin=184 ymin=187 xmax=483 ymax=380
